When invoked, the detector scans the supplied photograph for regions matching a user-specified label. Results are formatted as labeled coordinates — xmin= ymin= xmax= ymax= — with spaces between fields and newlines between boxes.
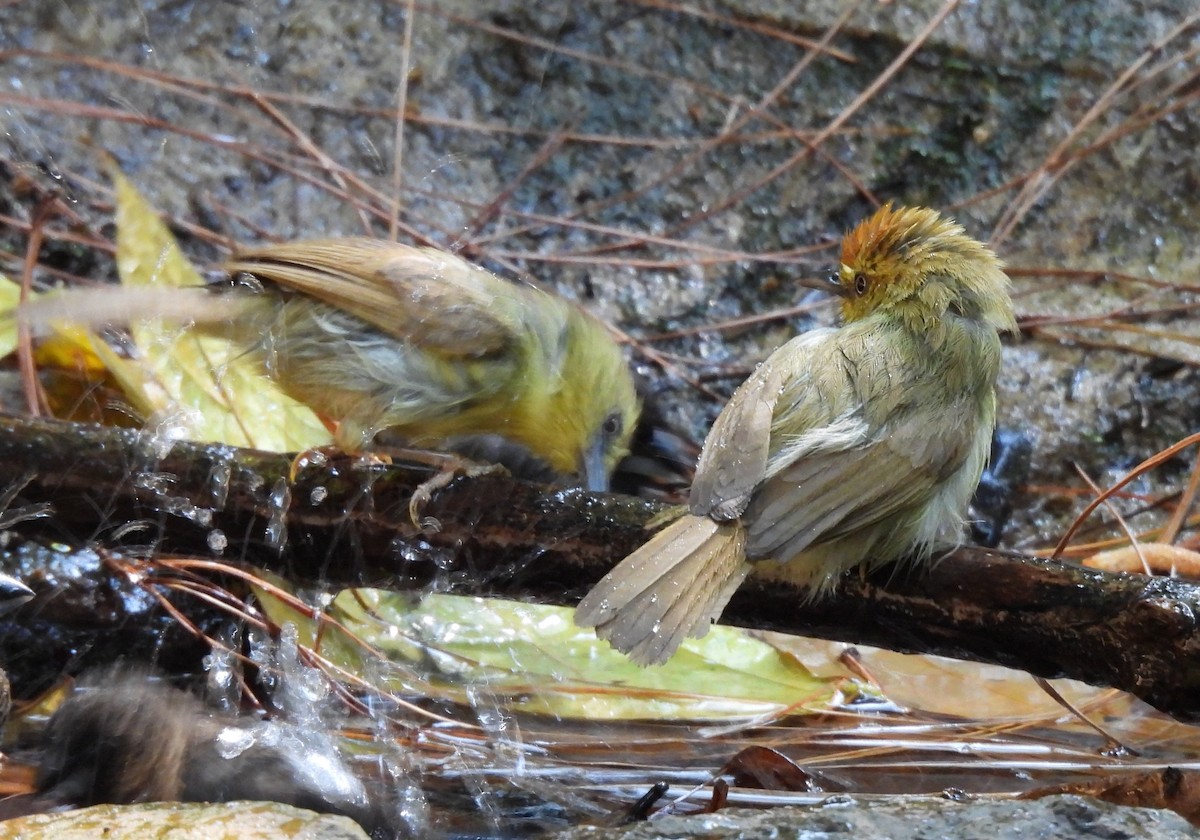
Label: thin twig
xmin=389 ymin=0 xmax=418 ymax=242
xmin=1052 ymin=434 xmax=1200 ymax=559
xmin=17 ymin=197 xmax=57 ymax=417
xmin=1160 ymin=447 xmax=1200 ymax=546
xmin=1072 ymin=463 xmax=1150 ymax=576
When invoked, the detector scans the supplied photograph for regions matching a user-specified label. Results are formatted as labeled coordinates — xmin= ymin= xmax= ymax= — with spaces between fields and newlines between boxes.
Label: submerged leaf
xmin=1083 ymin=543 xmax=1200 ymax=578
xmin=254 ymin=585 xmax=859 ymax=722
xmin=721 ymin=745 xmax=826 ymax=791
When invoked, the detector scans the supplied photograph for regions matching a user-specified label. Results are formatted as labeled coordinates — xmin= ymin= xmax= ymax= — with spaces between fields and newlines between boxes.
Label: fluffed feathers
xmin=18 ymin=238 xmax=641 ymax=490
xmin=576 ymin=205 xmax=1015 ymax=665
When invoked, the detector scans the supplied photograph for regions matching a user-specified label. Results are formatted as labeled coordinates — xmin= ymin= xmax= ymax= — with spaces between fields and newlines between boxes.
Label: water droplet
xmin=215 ymin=725 xmax=257 ymax=759
xmin=207 ymin=529 xmax=227 ymax=553
xmin=264 ymin=478 xmax=291 ymax=552
xmin=206 ymin=449 xmax=234 ymax=507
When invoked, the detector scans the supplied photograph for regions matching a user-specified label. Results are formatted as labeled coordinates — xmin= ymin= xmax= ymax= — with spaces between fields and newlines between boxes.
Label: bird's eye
xmin=601 ymin=412 xmax=623 ymax=439
xmin=854 ymin=273 xmax=869 ymax=296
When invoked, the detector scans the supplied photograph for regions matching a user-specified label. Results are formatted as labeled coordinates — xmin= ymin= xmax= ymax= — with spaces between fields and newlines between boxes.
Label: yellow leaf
xmin=111 ymin=170 xmax=331 ymax=451
xmin=34 ymin=325 xmax=108 ymax=374
xmin=0 ymin=274 xmax=20 ymax=358
xmin=0 ymin=275 xmax=107 ymax=373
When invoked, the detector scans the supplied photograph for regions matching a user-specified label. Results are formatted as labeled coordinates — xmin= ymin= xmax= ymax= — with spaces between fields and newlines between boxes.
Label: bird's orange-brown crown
xmin=835 ymin=203 xmax=1016 ymax=332
xmin=840 ymin=203 xmax=961 ymax=270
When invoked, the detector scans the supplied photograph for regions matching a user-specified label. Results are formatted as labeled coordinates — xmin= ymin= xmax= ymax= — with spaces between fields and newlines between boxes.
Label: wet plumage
xmin=223 ymin=239 xmax=640 ymax=490
xmin=23 ymin=238 xmax=641 ymax=491
xmin=575 ymin=205 xmax=1016 ymax=665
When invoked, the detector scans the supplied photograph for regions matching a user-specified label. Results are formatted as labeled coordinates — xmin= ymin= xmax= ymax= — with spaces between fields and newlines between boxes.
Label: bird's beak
xmin=582 ymin=436 xmax=610 ymax=493
xmin=798 ymin=271 xmax=851 ymax=298
xmin=0 ymin=573 xmax=33 ymax=616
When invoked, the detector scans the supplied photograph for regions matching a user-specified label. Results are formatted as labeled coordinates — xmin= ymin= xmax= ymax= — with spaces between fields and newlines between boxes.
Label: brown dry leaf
xmin=1082 ymin=543 xmax=1200 ymax=578
xmin=0 ymin=762 xmax=36 ymax=798
xmin=720 ymin=745 xmax=823 ymax=792
xmin=766 ymin=634 xmax=1123 ymax=721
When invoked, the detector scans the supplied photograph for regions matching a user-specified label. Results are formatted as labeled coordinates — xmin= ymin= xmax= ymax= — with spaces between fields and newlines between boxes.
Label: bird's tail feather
xmin=18 ymin=287 xmax=250 ymax=336
xmin=575 ymin=515 xmax=748 ymax=665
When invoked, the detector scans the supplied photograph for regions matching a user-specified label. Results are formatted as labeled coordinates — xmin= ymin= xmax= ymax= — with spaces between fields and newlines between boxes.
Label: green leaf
xmin=255 ymin=583 xmax=858 ymax=722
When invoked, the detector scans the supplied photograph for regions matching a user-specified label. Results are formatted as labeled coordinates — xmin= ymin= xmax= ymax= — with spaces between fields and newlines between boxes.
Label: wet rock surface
xmin=556 ymin=795 xmax=1196 ymax=840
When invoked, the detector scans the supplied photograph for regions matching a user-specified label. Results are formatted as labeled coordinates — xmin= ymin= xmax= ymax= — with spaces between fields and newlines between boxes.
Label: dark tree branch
xmin=0 ymin=413 xmax=1196 ymax=721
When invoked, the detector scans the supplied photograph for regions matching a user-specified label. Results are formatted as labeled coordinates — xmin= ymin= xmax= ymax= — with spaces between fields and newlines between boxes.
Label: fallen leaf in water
xmin=1082 ymin=543 xmax=1200 ymax=578
xmin=253 ymin=584 xmax=874 ymax=723
xmin=720 ymin=745 xmax=826 ymax=791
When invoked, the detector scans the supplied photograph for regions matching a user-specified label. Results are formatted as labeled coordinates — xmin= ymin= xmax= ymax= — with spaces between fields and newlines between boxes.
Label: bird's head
xmin=532 ymin=309 xmax=641 ymax=493
xmin=827 ymin=204 xmax=1016 ymax=334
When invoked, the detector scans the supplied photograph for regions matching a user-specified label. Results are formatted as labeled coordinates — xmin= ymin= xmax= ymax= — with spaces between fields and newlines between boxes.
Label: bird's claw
xmin=408 ymin=457 xmax=508 ymax=529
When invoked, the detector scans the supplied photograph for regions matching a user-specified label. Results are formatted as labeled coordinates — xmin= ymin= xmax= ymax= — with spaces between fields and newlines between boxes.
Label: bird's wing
xmin=689 ymin=329 xmax=842 ymax=521
xmin=743 ymin=389 xmax=977 ymax=561
xmin=225 ymin=238 xmax=521 ymax=356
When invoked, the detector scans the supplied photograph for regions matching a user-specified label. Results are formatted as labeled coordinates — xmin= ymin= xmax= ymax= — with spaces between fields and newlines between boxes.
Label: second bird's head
xmin=821 ymin=203 xmax=1016 ymax=334
xmin=523 ymin=309 xmax=640 ymax=493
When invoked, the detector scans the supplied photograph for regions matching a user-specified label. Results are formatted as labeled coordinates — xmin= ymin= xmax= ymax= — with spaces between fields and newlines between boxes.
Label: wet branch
xmin=0 ymin=413 xmax=1198 ymax=721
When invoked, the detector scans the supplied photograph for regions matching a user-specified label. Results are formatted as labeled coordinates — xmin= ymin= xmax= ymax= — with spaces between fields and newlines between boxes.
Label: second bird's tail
xmin=574 ymin=515 xmax=749 ymax=665
xmin=18 ymin=287 xmax=251 ymax=335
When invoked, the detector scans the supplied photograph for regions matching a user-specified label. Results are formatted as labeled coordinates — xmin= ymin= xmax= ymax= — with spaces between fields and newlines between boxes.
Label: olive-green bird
xmin=575 ymin=204 xmax=1017 ymax=665
xmin=24 ymin=238 xmax=640 ymax=491
xmin=220 ymin=239 xmax=641 ymax=491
